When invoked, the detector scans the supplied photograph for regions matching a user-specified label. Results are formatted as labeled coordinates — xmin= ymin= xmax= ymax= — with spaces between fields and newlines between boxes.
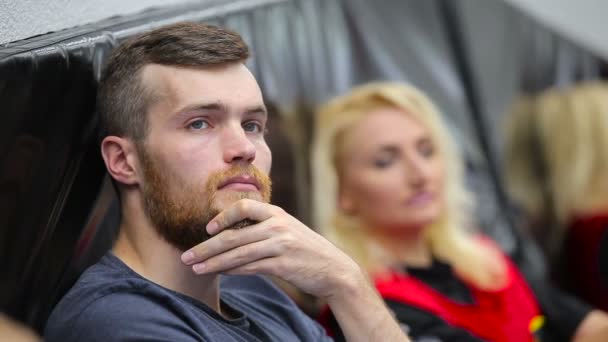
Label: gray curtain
xmin=219 ymin=0 xmax=602 ymax=269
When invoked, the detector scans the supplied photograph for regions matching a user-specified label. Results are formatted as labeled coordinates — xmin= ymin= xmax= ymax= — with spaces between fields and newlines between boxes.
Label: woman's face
xmin=337 ymin=107 xmax=445 ymax=234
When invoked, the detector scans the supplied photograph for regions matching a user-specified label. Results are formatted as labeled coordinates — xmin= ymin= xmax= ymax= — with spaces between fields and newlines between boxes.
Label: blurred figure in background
xmin=0 ymin=313 xmax=40 ymax=342
xmin=504 ymin=82 xmax=608 ymax=311
xmin=312 ymin=82 xmax=608 ymax=341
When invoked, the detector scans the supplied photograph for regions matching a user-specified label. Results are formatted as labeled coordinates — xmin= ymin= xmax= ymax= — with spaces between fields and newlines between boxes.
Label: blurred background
xmin=1 ymin=0 xmax=607 ymax=336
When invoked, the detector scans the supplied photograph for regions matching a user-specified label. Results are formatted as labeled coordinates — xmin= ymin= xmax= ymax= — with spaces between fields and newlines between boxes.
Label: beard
xmin=138 ymin=148 xmax=272 ymax=251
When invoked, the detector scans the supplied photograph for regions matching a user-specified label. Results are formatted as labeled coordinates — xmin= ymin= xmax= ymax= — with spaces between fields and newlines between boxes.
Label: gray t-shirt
xmin=44 ymin=253 xmax=332 ymax=341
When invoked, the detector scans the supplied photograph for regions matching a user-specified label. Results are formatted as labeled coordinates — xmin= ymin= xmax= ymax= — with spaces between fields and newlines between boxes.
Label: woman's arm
xmin=573 ymin=310 xmax=608 ymax=342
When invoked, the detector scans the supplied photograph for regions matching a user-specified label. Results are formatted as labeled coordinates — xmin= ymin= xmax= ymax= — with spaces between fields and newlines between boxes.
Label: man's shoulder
xmin=44 ymin=257 xmax=328 ymax=342
xmin=44 ymin=253 xmax=199 ymax=341
xmin=46 ymin=286 xmax=189 ymax=341
xmin=48 ymin=253 xmax=152 ymax=316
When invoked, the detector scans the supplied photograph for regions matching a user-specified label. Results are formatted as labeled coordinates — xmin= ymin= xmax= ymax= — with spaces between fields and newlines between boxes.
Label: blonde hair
xmin=312 ymin=82 xmax=505 ymax=289
xmin=505 ymin=82 xmax=608 ymax=245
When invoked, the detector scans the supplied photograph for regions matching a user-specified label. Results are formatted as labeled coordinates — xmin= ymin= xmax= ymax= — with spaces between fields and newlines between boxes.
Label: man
xmin=44 ymin=22 xmax=409 ymax=341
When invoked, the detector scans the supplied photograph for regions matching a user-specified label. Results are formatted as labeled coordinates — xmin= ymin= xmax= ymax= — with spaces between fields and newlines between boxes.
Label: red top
xmin=318 ymin=241 xmax=544 ymax=341
xmin=563 ymin=213 xmax=608 ymax=311
xmin=374 ymin=254 xmax=542 ymax=342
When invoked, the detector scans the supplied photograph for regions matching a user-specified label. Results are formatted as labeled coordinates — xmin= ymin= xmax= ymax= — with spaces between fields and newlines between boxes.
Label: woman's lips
xmin=405 ymin=192 xmax=435 ymax=207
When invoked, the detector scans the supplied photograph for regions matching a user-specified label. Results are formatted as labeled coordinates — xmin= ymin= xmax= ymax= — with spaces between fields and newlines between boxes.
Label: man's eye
xmin=188 ymin=120 xmax=209 ymax=130
xmin=243 ymin=121 xmax=263 ymax=133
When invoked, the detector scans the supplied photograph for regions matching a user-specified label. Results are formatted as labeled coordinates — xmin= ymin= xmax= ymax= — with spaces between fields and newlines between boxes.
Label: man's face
xmin=136 ymin=63 xmax=272 ymax=251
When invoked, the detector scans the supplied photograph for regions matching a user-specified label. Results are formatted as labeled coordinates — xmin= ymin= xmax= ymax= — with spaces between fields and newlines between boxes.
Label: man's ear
xmin=100 ymin=136 xmax=141 ymax=186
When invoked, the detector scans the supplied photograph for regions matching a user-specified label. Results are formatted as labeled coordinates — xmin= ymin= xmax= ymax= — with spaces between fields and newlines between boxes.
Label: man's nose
xmin=221 ymin=124 xmax=256 ymax=164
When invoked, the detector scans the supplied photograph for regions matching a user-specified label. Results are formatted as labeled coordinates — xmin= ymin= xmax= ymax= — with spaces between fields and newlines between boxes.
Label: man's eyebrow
xmin=175 ymin=102 xmax=228 ymax=115
xmin=244 ymin=105 xmax=267 ymax=116
xmin=173 ymin=102 xmax=267 ymax=116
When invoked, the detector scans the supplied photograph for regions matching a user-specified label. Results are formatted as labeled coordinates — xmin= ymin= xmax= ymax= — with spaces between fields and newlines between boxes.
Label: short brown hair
xmin=97 ymin=22 xmax=250 ymax=141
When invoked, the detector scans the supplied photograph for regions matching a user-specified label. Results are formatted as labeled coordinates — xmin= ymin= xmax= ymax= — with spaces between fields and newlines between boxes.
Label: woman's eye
xmin=373 ymin=157 xmax=394 ymax=168
xmin=243 ymin=121 xmax=263 ymax=133
xmin=418 ymin=140 xmax=435 ymax=158
xmin=188 ymin=120 xmax=209 ymax=130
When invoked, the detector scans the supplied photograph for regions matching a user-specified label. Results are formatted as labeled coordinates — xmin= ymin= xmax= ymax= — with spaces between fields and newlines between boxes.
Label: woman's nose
xmin=405 ymin=156 xmax=427 ymax=188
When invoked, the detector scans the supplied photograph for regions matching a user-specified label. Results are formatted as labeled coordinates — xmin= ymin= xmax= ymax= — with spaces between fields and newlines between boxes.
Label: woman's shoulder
xmin=452 ymin=233 xmax=515 ymax=291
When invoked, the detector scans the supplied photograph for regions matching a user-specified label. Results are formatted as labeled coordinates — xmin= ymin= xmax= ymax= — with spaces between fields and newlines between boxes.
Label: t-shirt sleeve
xmin=45 ymin=292 xmax=203 ymax=342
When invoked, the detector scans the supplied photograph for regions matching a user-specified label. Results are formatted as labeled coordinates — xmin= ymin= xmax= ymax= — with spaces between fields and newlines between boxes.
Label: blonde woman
xmin=312 ymin=82 xmax=608 ymax=341
xmin=505 ymin=82 xmax=608 ymax=311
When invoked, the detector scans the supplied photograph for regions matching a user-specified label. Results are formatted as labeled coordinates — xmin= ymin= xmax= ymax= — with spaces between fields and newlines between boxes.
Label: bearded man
xmin=44 ymin=22 xmax=409 ymax=342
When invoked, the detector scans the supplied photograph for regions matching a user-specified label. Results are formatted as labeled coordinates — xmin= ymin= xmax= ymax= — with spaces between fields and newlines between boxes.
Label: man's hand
xmin=180 ymin=199 xmax=409 ymax=342
xmin=180 ymin=199 xmax=361 ymax=300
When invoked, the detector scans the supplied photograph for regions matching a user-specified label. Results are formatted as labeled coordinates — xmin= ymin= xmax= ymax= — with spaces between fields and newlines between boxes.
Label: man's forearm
xmin=327 ymin=271 xmax=410 ymax=342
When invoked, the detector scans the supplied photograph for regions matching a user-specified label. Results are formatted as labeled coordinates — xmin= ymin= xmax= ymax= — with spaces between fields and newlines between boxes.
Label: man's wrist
xmin=323 ymin=263 xmax=410 ymax=342
xmin=326 ymin=262 xmax=370 ymax=306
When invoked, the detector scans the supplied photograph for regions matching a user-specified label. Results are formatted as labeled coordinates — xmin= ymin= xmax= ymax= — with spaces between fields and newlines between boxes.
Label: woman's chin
xmin=405 ymin=218 xmax=435 ymax=232
xmin=364 ymin=207 xmax=442 ymax=234
xmin=399 ymin=208 xmax=441 ymax=228
xmin=374 ymin=217 xmax=436 ymax=236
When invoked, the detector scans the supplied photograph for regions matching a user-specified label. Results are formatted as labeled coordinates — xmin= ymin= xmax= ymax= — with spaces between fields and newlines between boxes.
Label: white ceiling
xmin=502 ymin=0 xmax=608 ymax=60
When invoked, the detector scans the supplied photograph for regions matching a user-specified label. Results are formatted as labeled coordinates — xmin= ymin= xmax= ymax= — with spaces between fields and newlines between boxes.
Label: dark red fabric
xmin=317 ymin=306 xmax=335 ymax=338
xmin=563 ymin=213 xmax=608 ymax=311
xmin=317 ymin=239 xmax=544 ymax=341
xmin=374 ymin=257 xmax=541 ymax=342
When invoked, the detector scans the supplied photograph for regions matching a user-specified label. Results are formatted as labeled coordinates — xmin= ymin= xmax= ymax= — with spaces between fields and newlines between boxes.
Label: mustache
xmin=206 ymin=164 xmax=272 ymax=229
xmin=205 ymin=164 xmax=272 ymax=230
xmin=205 ymin=164 xmax=271 ymax=194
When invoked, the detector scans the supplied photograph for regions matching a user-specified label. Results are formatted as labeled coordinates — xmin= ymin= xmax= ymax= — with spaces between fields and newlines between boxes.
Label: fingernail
xmin=207 ymin=222 xmax=218 ymax=233
xmin=181 ymin=251 xmax=195 ymax=264
xmin=193 ymin=263 xmax=206 ymax=274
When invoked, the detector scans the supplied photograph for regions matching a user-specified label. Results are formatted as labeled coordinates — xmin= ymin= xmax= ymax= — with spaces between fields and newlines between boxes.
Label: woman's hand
xmin=573 ymin=310 xmax=608 ymax=342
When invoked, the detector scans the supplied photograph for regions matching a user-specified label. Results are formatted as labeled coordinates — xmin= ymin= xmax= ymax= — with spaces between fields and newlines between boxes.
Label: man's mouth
xmin=218 ymin=174 xmax=260 ymax=192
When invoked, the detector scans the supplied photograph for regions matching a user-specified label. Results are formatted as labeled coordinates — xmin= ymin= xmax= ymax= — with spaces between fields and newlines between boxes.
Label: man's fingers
xmin=206 ymin=199 xmax=280 ymax=235
xmin=190 ymin=239 xmax=280 ymax=274
xmin=222 ymin=257 xmax=284 ymax=277
xmin=181 ymin=221 xmax=270 ymax=265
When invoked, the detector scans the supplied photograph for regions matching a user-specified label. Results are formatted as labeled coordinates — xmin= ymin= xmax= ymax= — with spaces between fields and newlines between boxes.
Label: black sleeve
xmin=325 ymin=312 xmax=346 ymax=342
xmin=326 ymin=299 xmax=485 ymax=342
xmin=522 ymin=270 xmax=592 ymax=341
xmin=598 ymin=228 xmax=608 ymax=288
xmin=385 ymin=299 xmax=486 ymax=342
